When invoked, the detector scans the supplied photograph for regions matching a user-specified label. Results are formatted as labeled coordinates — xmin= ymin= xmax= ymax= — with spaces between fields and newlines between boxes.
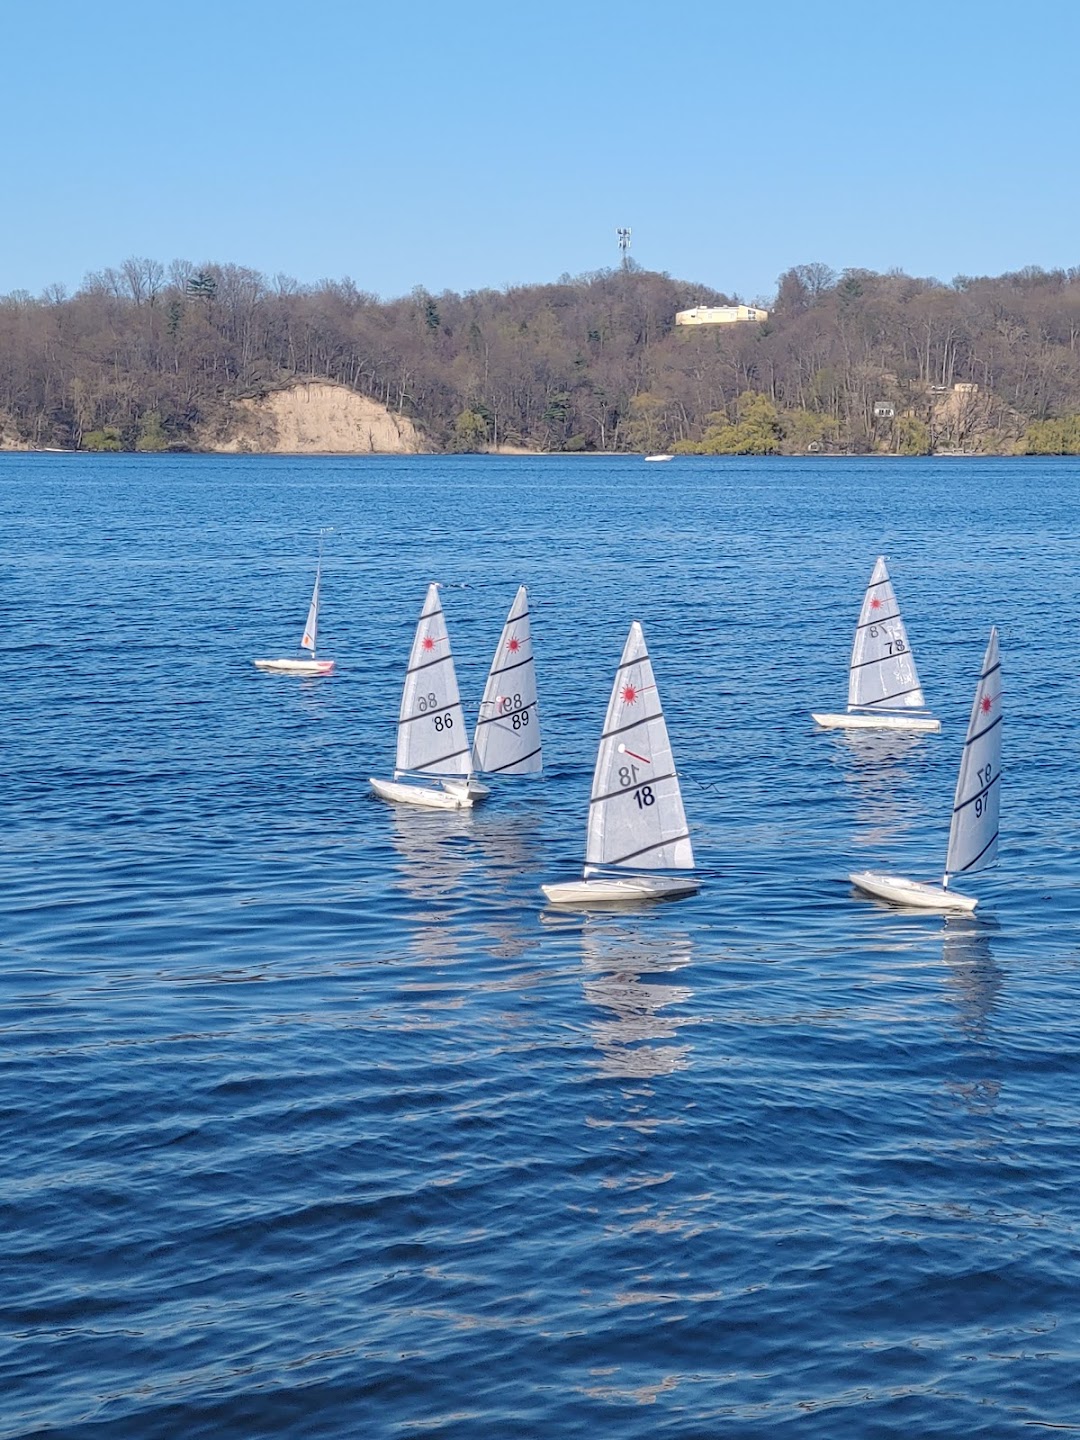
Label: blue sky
xmin=3 ymin=0 xmax=1078 ymax=302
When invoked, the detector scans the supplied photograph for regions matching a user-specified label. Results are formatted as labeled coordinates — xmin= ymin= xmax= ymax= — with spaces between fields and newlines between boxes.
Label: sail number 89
xmin=499 ymin=693 xmax=530 ymax=730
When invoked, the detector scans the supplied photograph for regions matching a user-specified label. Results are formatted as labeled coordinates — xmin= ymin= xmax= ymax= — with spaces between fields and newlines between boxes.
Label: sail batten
xmin=483 ymin=745 xmax=543 ymax=774
xmin=590 ymin=771 xmax=677 ymax=806
xmin=851 ymin=687 xmax=929 ymax=708
xmin=584 ymin=622 xmax=694 ymax=872
xmin=600 ymin=714 xmax=660 ymax=743
xmin=945 ymin=627 xmax=1002 ymax=879
xmin=600 ymin=833 xmax=693 ymax=868
xmin=410 ymin=748 xmax=472 ymax=770
xmin=395 ymin=583 xmax=471 ymax=777
xmin=847 ymin=556 xmax=928 ymax=712
xmin=472 ymin=585 xmax=543 ymax=777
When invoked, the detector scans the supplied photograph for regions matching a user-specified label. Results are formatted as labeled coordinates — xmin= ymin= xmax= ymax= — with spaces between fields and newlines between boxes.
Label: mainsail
xmin=847 ymin=556 xmax=928 ymax=712
xmin=395 ymin=584 xmax=471 ymax=777
xmin=300 ymin=564 xmax=320 ymax=654
xmin=472 ymin=585 xmax=542 ymax=776
xmin=945 ymin=627 xmax=1002 ymax=880
xmin=584 ymin=622 xmax=694 ymax=872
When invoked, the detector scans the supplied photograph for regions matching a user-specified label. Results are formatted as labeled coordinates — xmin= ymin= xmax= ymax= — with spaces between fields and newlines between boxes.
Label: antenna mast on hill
xmin=616 ymin=227 xmax=632 ymax=270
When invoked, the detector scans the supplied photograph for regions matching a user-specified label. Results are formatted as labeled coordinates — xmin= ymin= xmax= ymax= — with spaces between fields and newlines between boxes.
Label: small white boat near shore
xmin=254 ymin=538 xmax=335 ymax=676
xmin=812 ymin=556 xmax=940 ymax=732
xmin=852 ymin=627 xmax=1001 ymax=912
xmin=542 ymin=621 xmax=698 ymax=905
xmin=644 ymin=453 xmax=673 ymax=462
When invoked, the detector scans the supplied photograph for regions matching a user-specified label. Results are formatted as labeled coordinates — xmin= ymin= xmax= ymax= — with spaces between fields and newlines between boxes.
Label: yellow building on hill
xmin=675 ymin=304 xmax=769 ymax=326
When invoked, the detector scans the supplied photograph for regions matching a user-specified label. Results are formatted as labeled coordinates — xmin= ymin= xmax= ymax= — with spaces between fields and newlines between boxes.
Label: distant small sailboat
xmin=370 ymin=583 xmax=486 ymax=810
xmin=471 ymin=585 xmax=543 ymax=780
xmin=542 ymin=621 xmax=698 ymax=904
xmin=812 ymin=555 xmax=940 ymax=732
xmin=254 ymin=536 xmax=335 ymax=676
xmin=851 ymin=627 xmax=1001 ymax=912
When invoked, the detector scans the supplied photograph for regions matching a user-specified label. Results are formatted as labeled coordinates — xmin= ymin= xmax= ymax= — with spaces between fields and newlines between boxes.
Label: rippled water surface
xmin=2 ymin=453 xmax=1079 ymax=1438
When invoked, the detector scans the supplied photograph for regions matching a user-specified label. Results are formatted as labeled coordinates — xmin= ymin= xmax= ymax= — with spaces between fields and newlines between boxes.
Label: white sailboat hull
xmin=254 ymin=658 xmax=335 ymax=676
xmin=812 ymin=710 xmax=940 ymax=733
xmin=369 ymin=776 xmax=475 ymax=810
xmin=541 ymin=873 xmax=700 ymax=905
xmin=850 ymin=870 xmax=978 ymax=912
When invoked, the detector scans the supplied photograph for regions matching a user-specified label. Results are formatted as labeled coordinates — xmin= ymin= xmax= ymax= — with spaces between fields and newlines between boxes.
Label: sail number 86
xmin=417 ymin=692 xmax=453 ymax=730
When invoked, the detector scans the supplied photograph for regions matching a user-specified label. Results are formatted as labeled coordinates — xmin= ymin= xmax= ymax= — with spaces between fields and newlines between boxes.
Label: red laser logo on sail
xmin=870 ymin=597 xmax=882 ymax=610
xmin=507 ymin=635 xmax=521 ymax=653
xmin=422 ymin=636 xmax=435 ymax=651
xmin=621 ymin=684 xmax=637 ymax=704
xmin=981 ymin=695 xmax=993 ymax=713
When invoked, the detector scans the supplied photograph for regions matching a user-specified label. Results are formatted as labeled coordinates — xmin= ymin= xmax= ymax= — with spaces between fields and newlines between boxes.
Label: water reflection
xmin=940 ymin=918 xmax=1004 ymax=1114
xmin=940 ymin=917 xmax=1003 ymax=1044
xmin=575 ymin=919 xmax=696 ymax=1079
xmin=386 ymin=805 xmax=477 ymax=963
xmin=835 ymin=730 xmax=928 ymax=847
xmin=468 ymin=802 xmax=546 ymax=962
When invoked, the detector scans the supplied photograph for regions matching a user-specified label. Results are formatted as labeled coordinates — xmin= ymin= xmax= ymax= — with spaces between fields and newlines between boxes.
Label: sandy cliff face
xmin=0 ymin=413 xmax=28 ymax=450
xmin=207 ymin=381 xmax=423 ymax=454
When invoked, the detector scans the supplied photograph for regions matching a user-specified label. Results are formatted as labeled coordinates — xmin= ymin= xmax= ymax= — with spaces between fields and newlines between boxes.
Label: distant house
xmin=873 ymin=402 xmax=896 ymax=420
xmin=675 ymin=304 xmax=769 ymax=326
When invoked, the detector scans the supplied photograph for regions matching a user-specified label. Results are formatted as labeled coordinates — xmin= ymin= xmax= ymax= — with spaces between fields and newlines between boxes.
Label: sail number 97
xmin=618 ymin=764 xmax=656 ymax=809
xmin=974 ymin=760 xmax=994 ymax=816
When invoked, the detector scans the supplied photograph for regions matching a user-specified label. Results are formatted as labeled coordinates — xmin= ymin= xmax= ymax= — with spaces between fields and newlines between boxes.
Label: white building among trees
xmin=675 ymin=304 xmax=769 ymax=326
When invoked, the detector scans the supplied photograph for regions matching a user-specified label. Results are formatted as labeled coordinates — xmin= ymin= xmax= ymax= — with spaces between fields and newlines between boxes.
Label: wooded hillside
xmin=3 ymin=257 xmax=1080 ymax=454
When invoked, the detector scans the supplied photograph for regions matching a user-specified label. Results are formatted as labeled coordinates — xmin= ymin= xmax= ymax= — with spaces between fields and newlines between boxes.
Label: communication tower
xmin=616 ymin=227 xmax=632 ymax=269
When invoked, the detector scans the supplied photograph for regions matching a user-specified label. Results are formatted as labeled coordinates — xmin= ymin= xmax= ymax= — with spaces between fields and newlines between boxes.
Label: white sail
xmin=395 ymin=584 xmax=471 ymax=777
xmin=945 ymin=627 xmax=1001 ymax=880
xmin=472 ymin=585 xmax=542 ymax=776
xmin=300 ymin=564 xmax=320 ymax=654
xmin=847 ymin=556 xmax=928 ymax=712
xmin=584 ymin=622 xmax=694 ymax=872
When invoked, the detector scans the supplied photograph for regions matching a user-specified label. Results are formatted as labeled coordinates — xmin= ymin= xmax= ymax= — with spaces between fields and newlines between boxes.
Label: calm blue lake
xmin=1 ymin=453 xmax=1078 ymax=1438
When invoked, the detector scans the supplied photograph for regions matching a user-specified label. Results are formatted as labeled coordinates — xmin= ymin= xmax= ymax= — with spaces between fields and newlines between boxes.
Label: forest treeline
xmin=4 ymin=255 xmax=1080 ymax=454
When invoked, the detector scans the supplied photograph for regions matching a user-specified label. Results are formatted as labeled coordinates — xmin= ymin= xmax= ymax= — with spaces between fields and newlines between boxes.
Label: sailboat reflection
xmin=940 ymin=917 xmax=1003 ymax=1113
xmin=837 ymin=730 xmax=929 ymax=848
xmin=386 ymin=805 xmax=477 ymax=964
xmin=576 ymin=920 xmax=696 ymax=1079
xmin=940 ymin=918 xmax=1003 ymax=1044
xmin=467 ymin=804 xmax=546 ymax=962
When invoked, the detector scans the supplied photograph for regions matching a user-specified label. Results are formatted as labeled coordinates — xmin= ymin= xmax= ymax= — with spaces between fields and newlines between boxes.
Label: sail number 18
xmin=618 ymin=764 xmax=656 ymax=809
